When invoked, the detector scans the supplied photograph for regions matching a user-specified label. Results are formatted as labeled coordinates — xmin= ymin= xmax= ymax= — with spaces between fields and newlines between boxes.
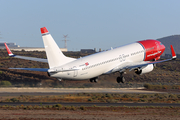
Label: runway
xmin=0 ymin=102 xmax=180 ymax=107
xmin=0 ymin=87 xmax=164 ymax=95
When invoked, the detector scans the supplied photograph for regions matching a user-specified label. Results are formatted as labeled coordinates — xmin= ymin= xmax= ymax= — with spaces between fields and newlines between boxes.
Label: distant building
xmin=81 ymin=49 xmax=96 ymax=53
xmin=163 ymin=54 xmax=180 ymax=59
xmin=9 ymin=47 xmax=67 ymax=52
xmin=0 ymin=42 xmax=20 ymax=48
xmin=164 ymin=54 xmax=171 ymax=59
xmin=0 ymin=42 xmax=67 ymax=52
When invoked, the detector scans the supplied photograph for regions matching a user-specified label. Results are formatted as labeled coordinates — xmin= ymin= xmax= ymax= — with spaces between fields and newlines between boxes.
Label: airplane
xmin=4 ymin=27 xmax=176 ymax=83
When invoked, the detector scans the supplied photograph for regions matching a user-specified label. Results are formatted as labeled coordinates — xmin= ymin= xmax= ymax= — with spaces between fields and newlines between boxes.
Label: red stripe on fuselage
xmin=138 ymin=39 xmax=165 ymax=61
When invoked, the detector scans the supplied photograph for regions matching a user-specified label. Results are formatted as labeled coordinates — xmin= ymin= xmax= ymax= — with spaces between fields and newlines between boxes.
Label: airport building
xmin=0 ymin=42 xmax=19 ymax=48
xmin=10 ymin=47 xmax=67 ymax=52
xmin=0 ymin=42 xmax=67 ymax=52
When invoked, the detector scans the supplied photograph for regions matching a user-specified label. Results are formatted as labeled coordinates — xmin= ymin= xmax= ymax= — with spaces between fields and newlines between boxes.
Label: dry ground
xmin=0 ymin=107 xmax=179 ymax=120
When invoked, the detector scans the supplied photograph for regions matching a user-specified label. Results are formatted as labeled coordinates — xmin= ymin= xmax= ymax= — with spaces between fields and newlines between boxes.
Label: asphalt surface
xmin=0 ymin=102 xmax=180 ymax=107
xmin=0 ymin=87 xmax=164 ymax=94
xmin=0 ymin=92 xmax=67 ymax=96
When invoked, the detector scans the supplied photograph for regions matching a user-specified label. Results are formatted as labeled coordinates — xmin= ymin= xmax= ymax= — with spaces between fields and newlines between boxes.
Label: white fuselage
xmin=49 ymin=42 xmax=145 ymax=80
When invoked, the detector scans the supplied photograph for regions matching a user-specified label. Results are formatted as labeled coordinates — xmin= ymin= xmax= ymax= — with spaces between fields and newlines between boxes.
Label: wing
xmin=111 ymin=45 xmax=176 ymax=73
xmin=4 ymin=43 xmax=48 ymax=63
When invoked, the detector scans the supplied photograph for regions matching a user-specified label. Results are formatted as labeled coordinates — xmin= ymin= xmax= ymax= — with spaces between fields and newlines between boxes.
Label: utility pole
xmin=62 ymin=34 xmax=69 ymax=48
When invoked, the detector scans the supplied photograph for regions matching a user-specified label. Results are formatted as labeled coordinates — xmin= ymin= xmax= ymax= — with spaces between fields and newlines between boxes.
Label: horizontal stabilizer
xmin=4 ymin=43 xmax=48 ymax=63
xmin=9 ymin=68 xmax=49 ymax=72
xmin=12 ymin=55 xmax=48 ymax=63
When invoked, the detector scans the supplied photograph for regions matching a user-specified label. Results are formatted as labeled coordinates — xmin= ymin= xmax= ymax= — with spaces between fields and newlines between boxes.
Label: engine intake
xmin=135 ymin=64 xmax=154 ymax=75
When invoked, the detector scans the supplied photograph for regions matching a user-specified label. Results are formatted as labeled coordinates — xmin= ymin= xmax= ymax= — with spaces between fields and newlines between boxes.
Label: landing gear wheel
xmin=121 ymin=76 xmax=125 ymax=83
xmin=116 ymin=76 xmax=125 ymax=83
xmin=117 ymin=77 xmax=121 ymax=83
xmin=90 ymin=79 xmax=94 ymax=82
xmin=90 ymin=77 xmax=98 ymax=83
xmin=94 ymin=78 xmax=98 ymax=83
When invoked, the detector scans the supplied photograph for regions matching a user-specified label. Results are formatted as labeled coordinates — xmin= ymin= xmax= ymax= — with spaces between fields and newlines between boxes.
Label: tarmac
xmin=0 ymin=87 xmax=164 ymax=94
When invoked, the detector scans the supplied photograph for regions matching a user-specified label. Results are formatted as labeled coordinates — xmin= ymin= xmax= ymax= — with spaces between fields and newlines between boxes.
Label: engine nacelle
xmin=135 ymin=64 xmax=154 ymax=75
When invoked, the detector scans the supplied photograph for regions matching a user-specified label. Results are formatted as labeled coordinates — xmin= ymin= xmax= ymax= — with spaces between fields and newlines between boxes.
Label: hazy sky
xmin=0 ymin=0 xmax=180 ymax=51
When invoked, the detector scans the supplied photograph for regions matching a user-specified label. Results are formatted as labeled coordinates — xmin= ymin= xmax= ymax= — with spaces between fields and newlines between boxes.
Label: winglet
xmin=4 ymin=43 xmax=14 ymax=56
xmin=40 ymin=27 xmax=49 ymax=34
xmin=171 ymin=45 xmax=176 ymax=60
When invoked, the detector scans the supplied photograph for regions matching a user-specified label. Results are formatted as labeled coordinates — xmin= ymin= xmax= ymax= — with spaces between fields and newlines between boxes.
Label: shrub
xmin=172 ymin=85 xmax=180 ymax=89
xmin=10 ymin=98 xmax=19 ymax=102
xmin=106 ymin=94 xmax=112 ymax=98
xmin=122 ymin=94 xmax=130 ymax=98
xmin=156 ymin=85 xmax=162 ymax=89
xmin=0 ymin=81 xmax=12 ymax=86
xmin=169 ymin=94 xmax=177 ymax=99
xmin=144 ymin=83 xmax=151 ymax=89
xmin=71 ymin=106 xmax=76 ymax=111
xmin=162 ymin=85 xmax=169 ymax=89
xmin=53 ymin=104 xmax=63 ymax=109
xmin=80 ymin=106 xmax=86 ymax=110
xmin=144 ymin=84 xmax=162 ymax=89
xmin=106 ymin=99 xmax=118 ymax=103
xmin=88 ymin=98 xmax=92 ymax=102
xmin=140 ymin=94 xmax=148 ymax=98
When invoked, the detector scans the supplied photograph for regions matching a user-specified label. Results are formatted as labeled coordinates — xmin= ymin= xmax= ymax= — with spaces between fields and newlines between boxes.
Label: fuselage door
xmin=73 ymin=66 xmax=78 ymax=77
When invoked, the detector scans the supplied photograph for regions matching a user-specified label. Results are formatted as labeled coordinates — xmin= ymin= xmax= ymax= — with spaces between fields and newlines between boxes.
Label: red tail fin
xmin=40 ymin=27 xmax=49 ymax=34
xmin=170 ymin=45 xmax=176 ymax=59
xmin=4 ymin=43 xmax=14 ymax=56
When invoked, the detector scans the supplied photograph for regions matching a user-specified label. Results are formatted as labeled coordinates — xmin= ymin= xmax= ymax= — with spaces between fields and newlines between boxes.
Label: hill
xmin=157 ymin=35 xmax=180 ymax=54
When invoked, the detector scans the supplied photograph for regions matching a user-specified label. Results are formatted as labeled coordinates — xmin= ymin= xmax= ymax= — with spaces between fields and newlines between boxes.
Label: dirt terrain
xmin=0 ymin=107 xmax=179 ymax=120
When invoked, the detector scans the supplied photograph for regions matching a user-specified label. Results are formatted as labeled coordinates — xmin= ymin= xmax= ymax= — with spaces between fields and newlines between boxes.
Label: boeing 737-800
xmin=4 ymin=27 xmax=176 ymax=83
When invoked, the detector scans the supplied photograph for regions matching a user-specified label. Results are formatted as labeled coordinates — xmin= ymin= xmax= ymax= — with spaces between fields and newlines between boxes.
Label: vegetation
xmin=0 ymin=104 xmax=179 ymax=111
xmin=0 ymin=81 xmax=12 ymax=86
xmin=2 ymin=93 xmax=180 ymax=103
xmin=144 ymin=83 xmax=180 ymax=90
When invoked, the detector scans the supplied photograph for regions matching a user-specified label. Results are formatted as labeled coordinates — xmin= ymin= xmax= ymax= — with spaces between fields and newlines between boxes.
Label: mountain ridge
xmin=157 ymin=35 xmax=180 ymax=54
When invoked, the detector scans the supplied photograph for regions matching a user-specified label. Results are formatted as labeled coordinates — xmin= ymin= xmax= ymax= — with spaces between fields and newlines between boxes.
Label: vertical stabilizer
xmin=40 ymin=27 xmax=75 ymax=68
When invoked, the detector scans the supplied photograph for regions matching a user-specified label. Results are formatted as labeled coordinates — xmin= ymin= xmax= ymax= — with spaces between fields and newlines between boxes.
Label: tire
xmin=120 ymin=76 xmax=125 ymax=83
xmin=90 ymin=79 xmax=94 ymax=82
xmin=94 ymin=78 xmax=98 ymax=83
xmin=116 ymin=77 xmax=121 ymax=83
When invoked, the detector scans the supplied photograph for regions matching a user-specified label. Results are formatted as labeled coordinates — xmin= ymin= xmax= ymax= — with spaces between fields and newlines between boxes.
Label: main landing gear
xmin=116 ymin=72 xmax=125 ymax=83
xmin=90 ymin=77 xmax=98 ymax=83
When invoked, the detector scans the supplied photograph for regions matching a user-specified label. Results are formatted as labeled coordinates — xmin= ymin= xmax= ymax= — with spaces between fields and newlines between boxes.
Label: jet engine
xmin=135 ymin=64 xmax=154 ymax=75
